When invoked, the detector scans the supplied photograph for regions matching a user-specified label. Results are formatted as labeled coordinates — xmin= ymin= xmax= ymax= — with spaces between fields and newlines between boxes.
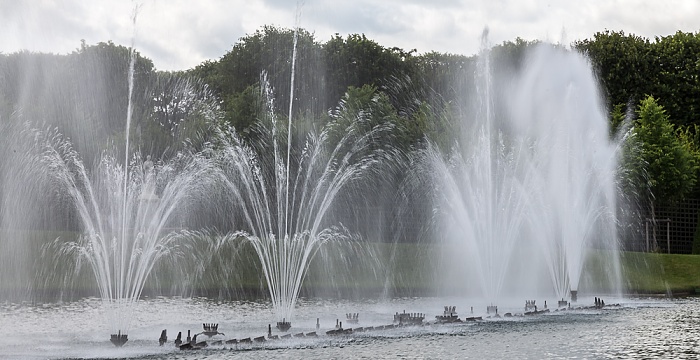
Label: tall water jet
xmin=431 ymin=37 xmax=622 ymax=301
xmin=512 ymin=44 xmax=622 ymax=299
xmin=429 ymin=30 xmax=531 ymax=301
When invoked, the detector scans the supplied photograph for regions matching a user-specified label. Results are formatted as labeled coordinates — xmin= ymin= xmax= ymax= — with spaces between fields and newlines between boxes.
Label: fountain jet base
xmin=110 ymin=332 xmax=128 ymax=347
xmin=276 ymin=319 xmax=291 ymax=332
xmin=486 ymin=305 xmax=498 ymax=315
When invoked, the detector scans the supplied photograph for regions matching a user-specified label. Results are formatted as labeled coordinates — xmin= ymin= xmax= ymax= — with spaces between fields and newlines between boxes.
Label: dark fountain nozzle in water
xmin=570 ymin=290 xmax=578 ymax=303
xmin=486 ymin=305 xmax=498 ymax=315
xmin=159 ymin=329 xmax=167 ymax=346
xmin=276 ymin=318 xmax=291 ymax=332
xmin=175 ymin=331 xmax=182 ymax=347
xmin=110 ymin=331 xmax=128 ymax=347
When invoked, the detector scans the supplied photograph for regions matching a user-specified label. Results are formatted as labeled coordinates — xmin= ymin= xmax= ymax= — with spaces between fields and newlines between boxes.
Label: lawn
xmin=3 ymin=230 xmax=700 ymax=299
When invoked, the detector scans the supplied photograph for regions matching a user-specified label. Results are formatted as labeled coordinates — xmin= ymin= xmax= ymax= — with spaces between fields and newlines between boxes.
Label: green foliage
xmin=328 ymin=84 xmax=399 ymax=147
xmin=576 ymin=30 xmax=700 ymax=129
xmin=413 ymin=51 xmax=473 ymax=104
xmin=632 ymin=95 xmax=697 ymax=204
xmin=223 ymin=84 xmax=264 ymax=139
xmin=574 ymin=30 xmax=653 ymax=110
xmin=491 ymin=37 xmax=542 ymax=74
xmin=190 ymin=25 xmax=325 ymax=118
xmin=324 ymin=33 xmax=417 ymax=110
xmin=651 ymin=31 xmax=700 ymax=127
xmin=609 ymin=103 xmax=627 ymax=138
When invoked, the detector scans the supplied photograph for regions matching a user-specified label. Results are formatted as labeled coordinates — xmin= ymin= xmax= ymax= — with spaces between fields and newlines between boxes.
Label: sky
xmin=1 ymin=0 xmax=699 ymax=71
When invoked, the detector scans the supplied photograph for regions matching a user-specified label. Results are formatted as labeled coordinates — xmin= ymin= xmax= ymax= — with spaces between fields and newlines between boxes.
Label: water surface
xmin=1 ymin=296 xmax=696 ymax=359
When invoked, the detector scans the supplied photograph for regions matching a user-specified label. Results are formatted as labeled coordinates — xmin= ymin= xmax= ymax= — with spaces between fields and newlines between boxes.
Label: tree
xmin=576 ymin=30 xmax=700 ymax=130
xmin=190 ymin=26 xmax=325 ymax=121
xmin=323 ymin=33 xmax=417 ymax=111
xmin=140 ymin=71 xmax=220 ymax=156
xmin=635 ymin=95 xmax=697 ymax=204
xmin=609 ymin=103 xmax=627 ymax=138
xmin=650 ymin=31 xmax=700 ymax=127
xmin=574 ymin=31 xmax=654 ymax=111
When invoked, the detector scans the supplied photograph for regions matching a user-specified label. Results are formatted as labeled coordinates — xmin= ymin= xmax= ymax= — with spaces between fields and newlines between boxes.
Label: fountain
xmin=213 ymin=72 xmax=394 ymax=323
xmin=1 ymin=6 xmax=391 ymax=346
xmin=0 ymin=15 xmax=220 ymax=343
xmin=0 ymin=2 xmax=636 ymax=355
xmin=430 ymin=32 xmax=623 ymax=303
xmin=208 ymin=8 xmax=394 ymax=323
xmin=23 ymin=87 xmax=217 ymax=344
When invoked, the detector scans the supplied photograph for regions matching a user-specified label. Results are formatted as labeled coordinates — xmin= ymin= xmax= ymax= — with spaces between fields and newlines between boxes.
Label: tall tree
xmin=574 ymin=30 xmax=653 ymax=111
xmin=631 ymin=95 xmax=697 ymax=207
xmin=191 ymin=26 xmax=325 ymax=124
xmin=651 ymin=31 xmax=700 ymax=127
xmin=323 ymin=33 xmax=417 ymax=111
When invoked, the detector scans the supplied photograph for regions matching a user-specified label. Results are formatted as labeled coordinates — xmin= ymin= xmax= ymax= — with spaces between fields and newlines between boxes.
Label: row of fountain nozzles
xmin=444 ymin=306 xmax=456 ymax=314
xmin=394 ymin=311 xmax=425 ymax=320
xmin=595 ymin=297 xmax=605 ymax=308
xmin=346 ymin=313 xmax=359 ymax=319
xmin=525 ymin=300 xmax=548 ymax=310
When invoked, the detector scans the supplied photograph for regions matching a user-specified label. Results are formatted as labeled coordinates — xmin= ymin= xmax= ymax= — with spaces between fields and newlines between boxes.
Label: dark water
xmin=2 ymin=297 xmax=698 ymax=359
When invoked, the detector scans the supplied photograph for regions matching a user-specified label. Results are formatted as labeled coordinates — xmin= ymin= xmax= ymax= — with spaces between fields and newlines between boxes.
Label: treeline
xmin=575 ymin=30 xmax=700 ymax=201
xmin=188 ymin=27 xmax=546 ymax=150
xmin=0 ymin=41 xmax=216 ymax=164
xmin=3 ymin=27 xmax=700 ymax=246
xmin=190 ymin=27 xmax=700 ymax=243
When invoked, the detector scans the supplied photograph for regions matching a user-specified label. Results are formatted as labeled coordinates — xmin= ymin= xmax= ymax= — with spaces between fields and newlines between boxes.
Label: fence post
xmin=666 ymin=220 xmax=671 ymax=254
xmin=645 ymin=221 xmax=649 ymax=252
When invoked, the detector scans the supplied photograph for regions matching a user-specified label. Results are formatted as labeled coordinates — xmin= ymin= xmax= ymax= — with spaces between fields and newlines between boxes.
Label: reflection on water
xmin=1 ymin=297 xmax=698 ymax=359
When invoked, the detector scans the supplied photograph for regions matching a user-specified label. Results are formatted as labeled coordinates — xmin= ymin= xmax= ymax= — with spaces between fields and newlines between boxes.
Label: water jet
xmin=431 ymin=39 xmax=623 ymax=304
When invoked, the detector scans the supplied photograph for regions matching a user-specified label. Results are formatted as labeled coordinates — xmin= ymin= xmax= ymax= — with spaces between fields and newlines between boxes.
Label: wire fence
xmin=624 ymin=199 xmax=700 ymax=254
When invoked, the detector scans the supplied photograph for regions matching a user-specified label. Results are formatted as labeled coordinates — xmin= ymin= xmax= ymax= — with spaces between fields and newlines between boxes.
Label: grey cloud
xmin=4 ymin=0 xmax=700 ymax=71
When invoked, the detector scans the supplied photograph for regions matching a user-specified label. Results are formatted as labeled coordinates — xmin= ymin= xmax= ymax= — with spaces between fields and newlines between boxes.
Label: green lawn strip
xmin=5 ymin=229 xmax=700 ymax=298
xmin=620 ymin=251 xmax=700 ymax=294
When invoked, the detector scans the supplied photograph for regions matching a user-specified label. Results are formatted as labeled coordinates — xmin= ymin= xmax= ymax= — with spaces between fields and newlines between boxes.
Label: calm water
xmin=1 ymin=296 xmax=698 ymax=359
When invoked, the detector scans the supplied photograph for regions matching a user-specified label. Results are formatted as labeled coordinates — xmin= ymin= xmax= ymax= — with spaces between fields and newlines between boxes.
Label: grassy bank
xmin=620 ymin=251 xmax=700 ymax=294
xmin=3 ymin=230 xmax=700 ymax=300
xmin=190 ymin=244 xmax=700 ymax=297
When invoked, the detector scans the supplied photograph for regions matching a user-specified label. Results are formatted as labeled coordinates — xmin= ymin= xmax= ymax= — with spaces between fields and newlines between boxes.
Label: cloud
xmin=1 ymin=0 xmax=699 ymax=70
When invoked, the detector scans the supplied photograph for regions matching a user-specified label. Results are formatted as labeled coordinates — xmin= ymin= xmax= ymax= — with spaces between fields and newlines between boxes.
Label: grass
xmin=3 ymin=229 xmax=700 ymax=299
xmin=620 ymin=251 xmax=700 ymax=294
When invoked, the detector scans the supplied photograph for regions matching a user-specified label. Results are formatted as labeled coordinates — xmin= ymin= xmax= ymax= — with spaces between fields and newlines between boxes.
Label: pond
xmin=2 ymin=296 xmax=697 ymax=359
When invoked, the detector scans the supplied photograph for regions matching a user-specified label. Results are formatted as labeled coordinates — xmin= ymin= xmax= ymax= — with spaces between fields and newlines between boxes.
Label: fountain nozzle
xmin=110 ymin=331 xmax=128 ymax=347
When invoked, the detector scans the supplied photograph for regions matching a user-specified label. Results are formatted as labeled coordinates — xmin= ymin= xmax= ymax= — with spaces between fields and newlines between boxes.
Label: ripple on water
xmin=0 ymin=297 xmax=699 ymax=359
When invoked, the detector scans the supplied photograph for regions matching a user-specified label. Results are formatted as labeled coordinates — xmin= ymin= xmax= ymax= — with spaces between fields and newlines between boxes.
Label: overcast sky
xmin=1 ymin=0 xmax=699 ymax=71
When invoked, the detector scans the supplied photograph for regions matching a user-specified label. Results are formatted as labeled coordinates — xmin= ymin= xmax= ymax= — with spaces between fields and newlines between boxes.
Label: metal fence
xmin=629 ymin=199 xmax=700 ymax=254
